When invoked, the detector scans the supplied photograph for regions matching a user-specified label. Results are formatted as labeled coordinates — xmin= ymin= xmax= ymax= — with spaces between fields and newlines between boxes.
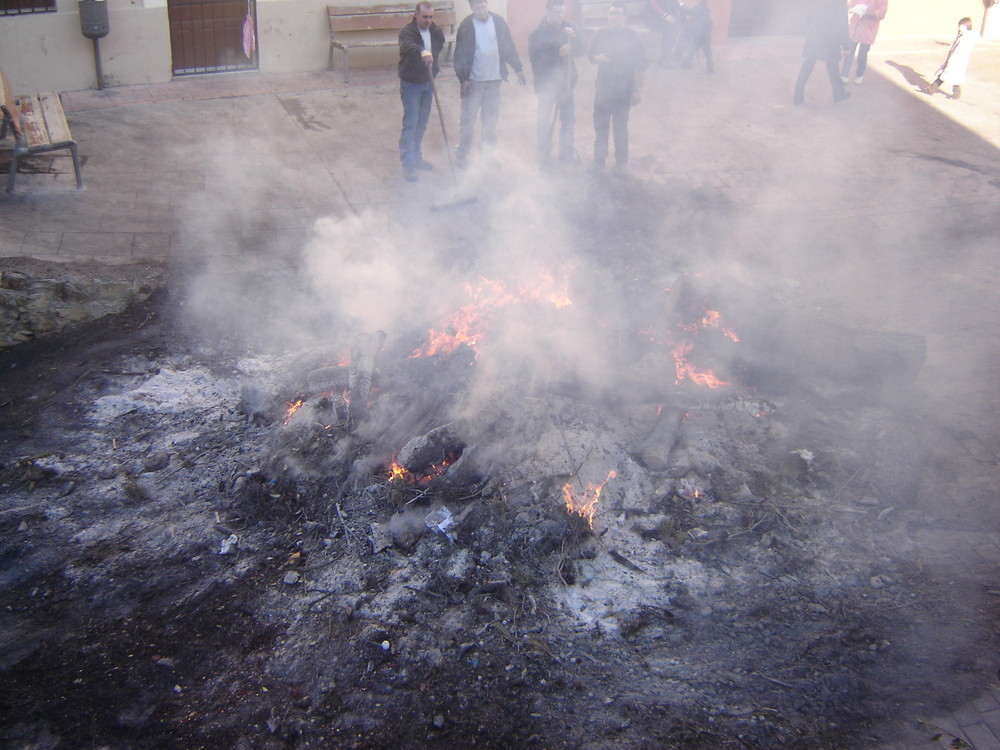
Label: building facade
xmin=0 ymin=0 xmax=996 ymax=93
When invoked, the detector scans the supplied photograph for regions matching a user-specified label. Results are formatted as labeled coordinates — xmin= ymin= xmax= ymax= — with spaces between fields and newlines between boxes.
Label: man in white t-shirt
xmin=453 ymin=0 xmax=526 ymax=168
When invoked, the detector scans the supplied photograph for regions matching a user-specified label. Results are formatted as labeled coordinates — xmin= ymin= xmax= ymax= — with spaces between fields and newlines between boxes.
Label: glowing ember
xmin=563 ymin=470 xmax=617 ymax=528
xmin=387 ymin=454 xmax=458 ymax=485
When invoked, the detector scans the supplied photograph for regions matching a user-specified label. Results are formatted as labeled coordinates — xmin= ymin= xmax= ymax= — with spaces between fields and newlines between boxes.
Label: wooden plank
xmin=38 ymin=93 xmax=72 ymax=144
xmin=16 ymin=95 xmax=50 ymax=149
xmin=330 ymin=13 xmax=412 ymax=31
xmin=332 ymin=39 xmax=399 ymax=48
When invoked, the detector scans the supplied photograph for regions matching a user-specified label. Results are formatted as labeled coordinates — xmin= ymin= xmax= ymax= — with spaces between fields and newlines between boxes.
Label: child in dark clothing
xmin=679 ymin=0 xmax=713 ymax=73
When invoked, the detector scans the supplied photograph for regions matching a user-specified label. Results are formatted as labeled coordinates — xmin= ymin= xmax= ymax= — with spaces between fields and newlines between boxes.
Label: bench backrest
xmin=578 ymin=0 xmax=649 ymax=28
xmin=0 ymin=65 xmax=23 ymax=138
xmin=328 ymin=3 xmax=455 ymax=34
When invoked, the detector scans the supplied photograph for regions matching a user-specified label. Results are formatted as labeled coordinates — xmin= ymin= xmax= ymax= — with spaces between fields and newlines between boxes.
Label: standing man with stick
xmin=589 ymin=1 xmax=648 ymax=174
xmin=529 ymin=0 xmax=583 ymax=168
xmin=453 ymin=0 xmax=526 ymax=169
xmin=398 ymin=1 xmax=445 ymax=182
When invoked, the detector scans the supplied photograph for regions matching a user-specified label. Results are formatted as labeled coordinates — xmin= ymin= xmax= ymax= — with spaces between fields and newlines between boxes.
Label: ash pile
xmin=215 ymin=271 xmax=932 ymax=743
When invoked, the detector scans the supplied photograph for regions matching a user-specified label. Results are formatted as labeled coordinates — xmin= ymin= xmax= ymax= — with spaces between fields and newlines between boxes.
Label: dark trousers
xmin=793 ymin=55 xmax=846 ymax=104
xmin=681 ymin=34 xmax=713 ymax=72
xmin=841 ymin=42 xmax=871 ymax=78
xmin=593 ymin=95 xmax=631 ymax=167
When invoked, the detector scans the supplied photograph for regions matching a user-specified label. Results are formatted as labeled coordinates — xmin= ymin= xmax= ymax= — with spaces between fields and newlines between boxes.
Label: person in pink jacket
xmin=840 ymin=0 xmax=888 ymax=84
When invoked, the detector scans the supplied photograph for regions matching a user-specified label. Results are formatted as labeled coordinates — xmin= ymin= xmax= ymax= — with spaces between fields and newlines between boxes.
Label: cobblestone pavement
xmin=2 ymin=33 xmax=999 ymax=748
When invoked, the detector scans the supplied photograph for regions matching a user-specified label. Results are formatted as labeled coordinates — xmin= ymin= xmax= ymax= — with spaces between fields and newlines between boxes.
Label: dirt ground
xmin=1 ymin=35 xmax=1000 ymax=750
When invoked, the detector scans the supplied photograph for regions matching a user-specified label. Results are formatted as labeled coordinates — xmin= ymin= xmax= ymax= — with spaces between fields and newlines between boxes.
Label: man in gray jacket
xmin=453 ymin=0 xmax=525 ymax=168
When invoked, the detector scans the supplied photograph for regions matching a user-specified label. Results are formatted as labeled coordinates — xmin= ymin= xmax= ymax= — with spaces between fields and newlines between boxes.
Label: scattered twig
xmin=762 ymin=675 xmax=795 ymax=689
xmin=404 ymin=585 xmax=447 ymax=599
xmin=335 ymin=502 xmax=357 ymax=545
xmin=608 ymin=548 xmax=643 ymax=572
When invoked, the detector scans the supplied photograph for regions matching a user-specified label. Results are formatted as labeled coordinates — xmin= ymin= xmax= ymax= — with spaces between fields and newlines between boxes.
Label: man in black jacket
xmin=453 ymin=0 xmax=525 ymax=168
xmin=529 ymin=0 xmax=583 ymax=166
xmin=590 ymin=1 xmax=647 ymax=173
xmin=793 ymin=0 xmax=850 ymax=105
xmin=398 ymin=1 xmax=446 ymax=181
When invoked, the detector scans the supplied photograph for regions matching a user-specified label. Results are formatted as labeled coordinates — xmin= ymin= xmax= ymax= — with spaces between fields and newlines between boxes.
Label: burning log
xmin=303 ymin=364 xmax=350 ymax=394
xmin=396 ymin=422 xmax=465 ymax=476
xmin=661 ymin=276 xmax=925 ymax=397
xmin=728 ymin=315 xmax=926 ymax=398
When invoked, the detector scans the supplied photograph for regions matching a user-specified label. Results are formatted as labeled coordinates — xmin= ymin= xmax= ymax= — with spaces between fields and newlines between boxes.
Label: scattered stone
xmin=142 ymin=451 xmax=170 ymax=472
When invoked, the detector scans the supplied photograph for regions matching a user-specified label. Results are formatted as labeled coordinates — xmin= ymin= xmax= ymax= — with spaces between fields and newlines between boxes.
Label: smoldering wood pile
xmin=232 ymin=274 xmax=926 ymax=550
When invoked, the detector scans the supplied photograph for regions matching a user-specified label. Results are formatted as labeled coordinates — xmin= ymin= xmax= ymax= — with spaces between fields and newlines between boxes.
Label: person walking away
xmin=398 ymin=1 xmax=446 ymax=182
xmin=793 ymin=0 xmax=850 ymax=105
xmin=840 ymin=0 xmax=887 ymax=84
xmin=589 ymin=1 xmax=648 ymax=173
xmin=679 ymin=0 xmax=713 ymax=73
xmin=927 ymin=17 xmax=979 ymax=100
xmin=529 ymin=0 xmax=584 ymax=167
xmin=647 ymin=0 xmax=681 ymax=68
xmin=453 ymin=0 xmax=526 ymax=168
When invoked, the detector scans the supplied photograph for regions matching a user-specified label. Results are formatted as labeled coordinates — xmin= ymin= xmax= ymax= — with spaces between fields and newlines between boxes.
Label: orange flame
xmin=671 ymin=340 xmax=731 ymax=389
xmin=563 ymin=470 xmax=617 ymax=528
xmin=283 ymin=398 xmax=305 ymax=426
xmin=411 ymin=271 xmax=572 ymax=358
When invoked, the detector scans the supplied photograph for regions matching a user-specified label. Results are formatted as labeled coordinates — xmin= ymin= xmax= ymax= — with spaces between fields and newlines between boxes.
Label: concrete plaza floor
xmin=2 ymin=32 xmax=999 ymax=748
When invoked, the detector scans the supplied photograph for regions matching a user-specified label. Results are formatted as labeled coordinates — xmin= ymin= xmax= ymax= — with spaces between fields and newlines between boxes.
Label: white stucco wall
xmin=878 ymin=0 xmax=998 ymax=40
xmin=0 ymin=0 xmax=171 ymax=92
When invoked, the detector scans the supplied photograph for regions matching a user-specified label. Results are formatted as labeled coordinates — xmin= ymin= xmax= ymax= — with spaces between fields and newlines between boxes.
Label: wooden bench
xmin=327 ymin=2 xmax=456 ymax=83
xmin=578 ymin=0 xmax=655 ymax=38
xmin=0 ymin=66 xmax=82 ymax=193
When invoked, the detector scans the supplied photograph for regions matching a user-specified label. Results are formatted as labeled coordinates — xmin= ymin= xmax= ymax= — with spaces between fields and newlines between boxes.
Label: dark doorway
xmin=167 ymin=0 xmax=258 ymax=75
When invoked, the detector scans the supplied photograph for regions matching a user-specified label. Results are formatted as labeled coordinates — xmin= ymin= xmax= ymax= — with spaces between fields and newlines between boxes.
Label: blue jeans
xmin=458 ymin=79 xmax=501 ymax=160
xmin=399 ymin=79 xmax=433 ymax=170
xmin=537 ymin=83 xmax=576 ymax=162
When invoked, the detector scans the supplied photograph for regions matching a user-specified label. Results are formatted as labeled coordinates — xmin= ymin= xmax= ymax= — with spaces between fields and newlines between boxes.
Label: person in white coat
xmin=927 ymin=17 xmax=979 ymax=99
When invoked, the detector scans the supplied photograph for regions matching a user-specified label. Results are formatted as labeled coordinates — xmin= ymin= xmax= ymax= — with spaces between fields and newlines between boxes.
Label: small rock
xmin=142 ymin=451 xmax=170 ymax=473
xmin=219 ymin=534 xmax=239 ymax=555
xmin=283 ymin=571 xmax=301 ymax=585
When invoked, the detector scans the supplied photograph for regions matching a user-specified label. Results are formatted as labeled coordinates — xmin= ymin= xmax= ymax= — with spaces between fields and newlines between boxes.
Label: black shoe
xmin=415 ymin=158 xmax=434 ymax=170
xmin=834 ymin=92 xmax=851 ymax=103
